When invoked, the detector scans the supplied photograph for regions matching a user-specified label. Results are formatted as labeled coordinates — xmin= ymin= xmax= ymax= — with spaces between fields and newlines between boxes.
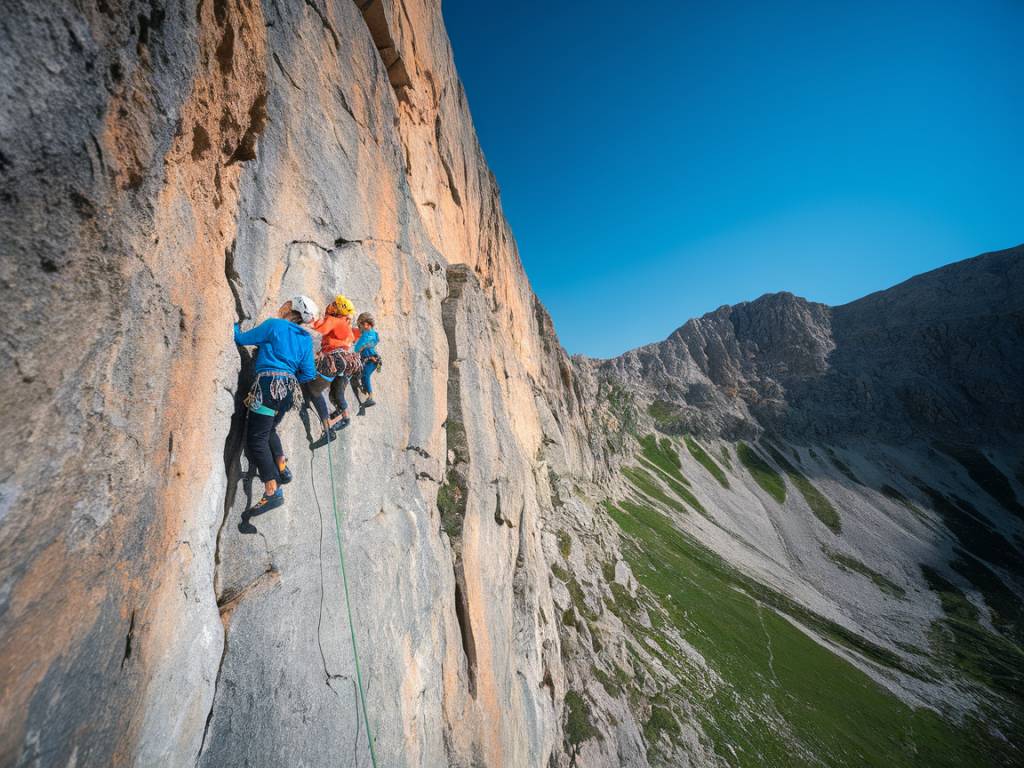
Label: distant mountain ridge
xmin=570 ymin=247 xmax=1024 ymax=765
xmin=601 ymin=244 xmax=1024 ymax=444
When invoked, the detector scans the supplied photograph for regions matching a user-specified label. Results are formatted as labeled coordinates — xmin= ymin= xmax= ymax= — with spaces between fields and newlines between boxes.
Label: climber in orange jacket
xmin=307 ymin=295 xmax=361 ymax=433
xmin=312 ymin=295 xmax=357 ymax=351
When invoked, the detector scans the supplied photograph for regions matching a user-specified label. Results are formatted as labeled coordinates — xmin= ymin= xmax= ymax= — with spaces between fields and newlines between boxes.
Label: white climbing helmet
xmin=289 ymin=294 xmax=318 ymax=324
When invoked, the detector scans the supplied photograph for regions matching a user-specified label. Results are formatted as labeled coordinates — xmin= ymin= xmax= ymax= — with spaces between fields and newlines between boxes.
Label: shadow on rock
xmin=237 ymin=512 xmax=259 ymax=535
xmin=237 ymin=490 xmax=282 ymax=534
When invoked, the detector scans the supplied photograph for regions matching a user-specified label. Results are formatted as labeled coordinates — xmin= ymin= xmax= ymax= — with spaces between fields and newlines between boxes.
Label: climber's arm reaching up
xmin=234 ymin=320 xmax=272 ymax=347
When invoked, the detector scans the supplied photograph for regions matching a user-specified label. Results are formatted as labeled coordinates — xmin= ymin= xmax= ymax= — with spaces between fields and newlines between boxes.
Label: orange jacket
xmin=311 ymin=314 xmax=355 ymax=353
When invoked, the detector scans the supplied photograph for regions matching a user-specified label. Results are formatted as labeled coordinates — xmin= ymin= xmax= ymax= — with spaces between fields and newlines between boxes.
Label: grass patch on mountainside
xmin=607 ymin=504 xmax=910 ymax=672
xmin=766 ymin=444 xmax=842 ymax=533
xmin=557 ymin=529 xmax=572 ymax=558
xmin=606 ymin=383 xmax=631 ymax=410
xmin=737 ymin=442 xmax=786 ymax=503
xmin=949 ymin=550 xmax=1024 ymax=645
xmin=880 ymin=484 xmax=929 ymax=523
xmin=685 ymin=436 xmax=729 ymax=488
xmin=921 ymin=565 xmax=1024 ymax=710
xmin=644 ymin=703 xmax=681 ymax=749
xmin=647 ymin=399 xmax=680 ymax=424
xmin=623 ymin=466 xmax=687 ymax=514
xmin=626 ymin=461 xmax=707 ymax=517
xmin=640 ymin=455 xmax=692 ymax=487
xmin=719 ymin=445 xmax=732 ymax=468
xmin=826 ymin=447 xmax=862 ymax=485
xmin=562 ymin=572 xmax=599 ymax=622
xmin=639 ymin=434 xmax=685 ymax=482
xmin=664 ymin=477 xmax=707 ymax=517
xmin=564 ymin=690 xmax=598 ymax=749
xmin=437 ymin=473 xmax=468 ymax=539
xmin=914 ymin=482 xmax=1024 ymax=573
xmin=935 ymin=442 xmax=1023 ymax=520
xmin=824 ymin=547 xmax=905 ymax=598
xmin=604 ymin=498 xmax=1021 ymax=767
xmin=664 ymin=475 xmax=707 ymax=517
xmin=592 ymin=663 xmax=630 ymax=699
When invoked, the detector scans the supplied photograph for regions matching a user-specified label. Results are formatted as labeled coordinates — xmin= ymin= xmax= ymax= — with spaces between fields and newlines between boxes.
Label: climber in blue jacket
xmin=352 ymin=311 xmax=380 ymax=408
xmin=234 ymin=296 xmax=318 ymax=513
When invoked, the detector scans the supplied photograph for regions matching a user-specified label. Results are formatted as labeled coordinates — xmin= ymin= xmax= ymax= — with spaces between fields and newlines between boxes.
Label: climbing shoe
xmin=248 ymin=489 xmax=284 ymax=515
xmin=362 ymin=397 xmax=376 ymax=408
xmin=278 ymin=464 xmax=293 ymax=485
xmin=330 ymin=417 xmax=351 ymax=433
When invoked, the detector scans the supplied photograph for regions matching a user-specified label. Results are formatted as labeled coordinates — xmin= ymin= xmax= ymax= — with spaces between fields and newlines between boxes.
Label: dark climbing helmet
xmin=357 ymin=312 xmax=375 ymax=327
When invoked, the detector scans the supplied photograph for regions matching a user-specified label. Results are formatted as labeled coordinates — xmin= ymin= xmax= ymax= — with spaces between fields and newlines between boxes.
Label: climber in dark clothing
xmin=234 ymin=295 xmax=318 ymax=513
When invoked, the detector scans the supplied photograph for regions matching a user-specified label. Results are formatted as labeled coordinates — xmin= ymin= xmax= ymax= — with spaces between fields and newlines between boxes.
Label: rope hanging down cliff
xmin=324 ymin=430 xmax=380 ymax=768
xmin=235 ymin=296 xmax=379 ymax=764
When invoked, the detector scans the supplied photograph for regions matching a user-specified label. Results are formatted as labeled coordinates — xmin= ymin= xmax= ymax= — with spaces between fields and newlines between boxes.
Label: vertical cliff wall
xmin=0 ymin=1 xmax=598 ymax=766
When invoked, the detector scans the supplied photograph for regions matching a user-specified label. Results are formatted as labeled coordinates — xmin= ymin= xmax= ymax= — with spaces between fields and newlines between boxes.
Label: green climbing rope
xmin=324 ymin=430 xmax=380 ymax=768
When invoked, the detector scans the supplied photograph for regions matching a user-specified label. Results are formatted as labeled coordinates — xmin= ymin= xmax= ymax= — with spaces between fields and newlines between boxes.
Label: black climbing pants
xmin=246 ymin=378 xmax=295 ymax=483
xmin=305 ymin=374 xmax=350 ymax=423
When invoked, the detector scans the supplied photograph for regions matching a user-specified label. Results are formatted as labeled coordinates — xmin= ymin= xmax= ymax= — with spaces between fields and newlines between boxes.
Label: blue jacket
xmin=353 ymin=328 xmax=379 ymax=357
xmin=234 ymin=318 xmax=317 ymax=383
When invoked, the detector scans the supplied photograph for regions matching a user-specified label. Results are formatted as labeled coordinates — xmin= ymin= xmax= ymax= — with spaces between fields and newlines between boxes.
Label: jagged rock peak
xmin=600 ymin=245 xmax=1024 ymax=442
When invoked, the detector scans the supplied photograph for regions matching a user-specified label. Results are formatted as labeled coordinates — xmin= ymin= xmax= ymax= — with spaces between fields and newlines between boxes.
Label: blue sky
xmin=442 ymin=0 xmax=1023 ymax=358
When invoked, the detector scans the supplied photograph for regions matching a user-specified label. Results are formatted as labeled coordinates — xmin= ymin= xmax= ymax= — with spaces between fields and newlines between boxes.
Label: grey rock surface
xmin=1 ymin=0 xmax=1021 ymax=766
xmin=1 ymin=1 xmax=598 ymax=765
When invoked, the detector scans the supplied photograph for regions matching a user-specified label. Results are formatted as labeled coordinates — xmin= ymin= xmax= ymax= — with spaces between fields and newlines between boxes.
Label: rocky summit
xmin=606 ymin=246 xmax=1024 ymax=445
xmin=0 ymin=2 xmax=1022 ymax=767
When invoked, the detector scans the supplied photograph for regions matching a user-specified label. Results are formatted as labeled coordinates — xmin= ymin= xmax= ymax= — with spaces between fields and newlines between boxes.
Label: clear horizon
xmin=584 ymin=241 xmax=1023 ymax=360
xmin=443 ymin=0 xmax=1024 ymax=358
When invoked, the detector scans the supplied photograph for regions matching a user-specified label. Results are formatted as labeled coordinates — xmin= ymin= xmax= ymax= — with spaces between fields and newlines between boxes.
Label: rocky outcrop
xmin=0 ymin=1 xmax=599 ymax=766
xmin=604 ymin=245 xmax=1024 ymax=444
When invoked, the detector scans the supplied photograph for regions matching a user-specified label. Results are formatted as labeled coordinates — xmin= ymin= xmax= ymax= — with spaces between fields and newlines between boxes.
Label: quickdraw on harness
xmin=316 ymin=348 xmax=364 ymax=379
xmin=243 ymin=371 xmax=303 ymax=415
xmin=349 ymin=353 xmax=381 ymax=397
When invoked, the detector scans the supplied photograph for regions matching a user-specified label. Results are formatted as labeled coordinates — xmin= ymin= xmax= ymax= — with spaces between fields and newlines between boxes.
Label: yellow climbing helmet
xmin=333 ymin=295 xmax=355 ymax=316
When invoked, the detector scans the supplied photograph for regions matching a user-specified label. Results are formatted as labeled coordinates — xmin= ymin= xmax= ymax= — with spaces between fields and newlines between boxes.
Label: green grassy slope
xmin=765 ymin=444 xmax=842 ymax=533
xmin=737 ymin=443 xmax=786 ymax=503
xmin=604 ymin=497 xmax=1021 ymax=767
xmin=685 ymin=436 xmax=730 ymax=488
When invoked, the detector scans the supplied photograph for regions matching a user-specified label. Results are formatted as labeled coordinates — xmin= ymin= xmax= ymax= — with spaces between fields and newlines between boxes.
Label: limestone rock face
xmin=0 ymin=2 xmax=597 ymax=766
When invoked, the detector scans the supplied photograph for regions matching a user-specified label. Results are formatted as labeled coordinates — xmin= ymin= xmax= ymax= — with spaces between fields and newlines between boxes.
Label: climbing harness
xmin=324 ymin=428 xmax=380 ymax=768
xmin=316 ymin=348 xmax=363 ymax=379
xmin=339 ymin=350 xmax=364 ymax=377
xmin=364 ymin=353 xmax=382 ymax=373
xmin=244 ymin=371 xmax=303 ymax=412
